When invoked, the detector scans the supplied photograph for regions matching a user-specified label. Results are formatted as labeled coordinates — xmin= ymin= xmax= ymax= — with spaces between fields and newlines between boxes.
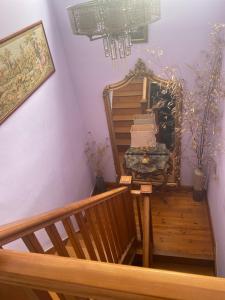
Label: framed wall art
xmin=0 ymin=21 xmax=55 ymax=124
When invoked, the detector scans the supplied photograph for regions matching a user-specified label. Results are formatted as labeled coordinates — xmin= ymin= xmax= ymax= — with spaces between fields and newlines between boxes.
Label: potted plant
xmin=84 ymin=132 xmax=110 ymax=194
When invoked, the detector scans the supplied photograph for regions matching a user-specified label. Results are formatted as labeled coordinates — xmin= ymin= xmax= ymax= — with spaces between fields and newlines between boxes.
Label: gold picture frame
xmin=103 ymin=59 xmax=182 ymax=186
xmin=0 ymin=21 xmax=55 ymax=124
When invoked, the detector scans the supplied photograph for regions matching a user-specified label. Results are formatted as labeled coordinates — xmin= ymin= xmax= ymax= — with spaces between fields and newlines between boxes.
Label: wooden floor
xmin=140 ymin=189 xmax=214 ymax=261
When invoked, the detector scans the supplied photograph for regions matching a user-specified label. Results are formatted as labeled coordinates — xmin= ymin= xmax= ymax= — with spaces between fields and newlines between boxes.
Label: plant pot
xmin=95 ymin=175 xmax=106 ymax=194
xmin=193 ymin=168 xmax=205 ymax=201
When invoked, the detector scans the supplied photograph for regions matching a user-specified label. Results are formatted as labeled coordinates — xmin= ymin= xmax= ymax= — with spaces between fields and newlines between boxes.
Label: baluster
xmin=118 ymin=195 xmax=130 ymax=248
xmin=62 ymin=217 xmax=86 ymax=259
xmin=122 ymin=193 xmax=133 ymax=241
xmin=75 ymin=212 xmax=97 ymax=261
xmin=127 ymin=192 xmax=137 ymax=238
xmin=136 ymin=195 xmax=143 ymax=241
xmin=101 ymin=202 xmax=118 ymax=262
xmin=106 ymin=200 xmax=122 ymax=258
xmin=30 ymin=289 xmax=53 ymax=300
xmin=45 ymin=224 xmax=69 ymax=257
xmin=141 ymin=184 xmax=153 ymax=267
xmin=85 ymin=208 xmax=107 ymax=262
xmin=92 ymin=205 xmax=113 ymax=262
xmin=22 ymin=233 xmax=44 ymax=254
xmin=113 ymin=196 xmax=127 ymax=252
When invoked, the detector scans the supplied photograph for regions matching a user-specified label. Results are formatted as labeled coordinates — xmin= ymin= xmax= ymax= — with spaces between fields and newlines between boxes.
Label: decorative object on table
xmin=84 ymin=132 xmax=110 ymax=194
xmin=119 ymin=176 xmax=132 ymax=186
xmin=67 ymin=0 xmax=160 ymax=60
xmin=0 ymin=21 xmax=55 ymax=124
xmin=124 ymin=143 xmax=170 ymax=186
xmin=182 ymin=24 xmax=225 ymax=201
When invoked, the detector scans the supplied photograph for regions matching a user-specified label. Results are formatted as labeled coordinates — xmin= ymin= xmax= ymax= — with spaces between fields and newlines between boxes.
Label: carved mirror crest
xmin=103 ymin=59 xmax=182 ymax=186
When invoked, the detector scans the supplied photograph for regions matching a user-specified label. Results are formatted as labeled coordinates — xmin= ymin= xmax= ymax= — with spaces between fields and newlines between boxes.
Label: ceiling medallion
xmin=68 ymin=0 xmax=161 ymax=60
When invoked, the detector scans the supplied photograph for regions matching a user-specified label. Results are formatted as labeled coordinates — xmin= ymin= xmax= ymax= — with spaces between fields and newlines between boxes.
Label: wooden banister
xmin=1 ymin=249 xmax=225 ymax=300
xmin=0 ymin=187 xmax=127 ymax=246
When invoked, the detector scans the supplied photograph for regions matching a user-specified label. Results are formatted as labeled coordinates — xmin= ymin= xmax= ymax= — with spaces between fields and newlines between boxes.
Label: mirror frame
xmin=103 ymin=59 xmax=182 ymax=186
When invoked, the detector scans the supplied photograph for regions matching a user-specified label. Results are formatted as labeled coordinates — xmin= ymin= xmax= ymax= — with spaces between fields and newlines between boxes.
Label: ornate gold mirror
xmin=103 ymin=59 xmax=182 ymax=186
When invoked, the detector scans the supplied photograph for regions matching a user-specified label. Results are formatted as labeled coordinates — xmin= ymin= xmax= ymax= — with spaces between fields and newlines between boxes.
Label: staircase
xmin=0 ymin=187 xmax=222 ymax=300
xmin=112 ymin=80 xmax=143 ymax=150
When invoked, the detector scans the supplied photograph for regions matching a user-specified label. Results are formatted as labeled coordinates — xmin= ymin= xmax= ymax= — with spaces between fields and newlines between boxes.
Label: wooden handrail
xmin=0 ymin=187 xmax=127 ymax=246
xmin=0 ymin=249 xmax=225 ymax=300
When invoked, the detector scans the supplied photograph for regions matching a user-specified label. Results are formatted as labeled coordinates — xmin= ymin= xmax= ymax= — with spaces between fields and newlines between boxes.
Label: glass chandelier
xmin=68 ymin=0 xmax=161 ymax=60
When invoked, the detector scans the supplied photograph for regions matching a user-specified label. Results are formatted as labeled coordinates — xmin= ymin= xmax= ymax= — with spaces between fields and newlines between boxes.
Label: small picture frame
xmin=131 ymin=26 xmax=148 ymax=44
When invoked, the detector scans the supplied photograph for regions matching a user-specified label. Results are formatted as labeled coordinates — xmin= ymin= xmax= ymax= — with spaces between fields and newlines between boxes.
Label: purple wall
xmin=0 ymin=0 xmax=94 ymax=227
xmin=51 ymin=0 xmax=225 ymax=185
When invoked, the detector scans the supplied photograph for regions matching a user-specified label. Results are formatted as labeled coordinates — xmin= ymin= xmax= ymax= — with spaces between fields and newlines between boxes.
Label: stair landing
xmin=135 ymin=189 xmax=214 ymax=262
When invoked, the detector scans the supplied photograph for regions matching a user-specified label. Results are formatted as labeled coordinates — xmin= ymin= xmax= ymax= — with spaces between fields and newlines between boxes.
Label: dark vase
xmin=193 ymin=168 xmax=205 ymax=201
xmin=95 ymin=175 xmax=106 ymax=194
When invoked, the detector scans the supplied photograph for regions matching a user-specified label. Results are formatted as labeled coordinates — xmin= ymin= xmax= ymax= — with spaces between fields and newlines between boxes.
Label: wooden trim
xmin=143 ymin=195 xmax=153 ymax=267
xmin=0 ymin=187 xmax=127 ymax=246
xmin=1 ymin=250 xmax=225 ymax=300
xmin=205 ymin=196 xmax=216 ymax=276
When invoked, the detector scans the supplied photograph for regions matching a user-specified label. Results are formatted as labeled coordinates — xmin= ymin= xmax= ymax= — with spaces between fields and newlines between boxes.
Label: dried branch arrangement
xmin=143 ymin=23 xmax=225 ymax=188
xmin=84 ymin=132 xmax=110 ymax=177
xmin=182 ymin=24 xmax=225 ymax=183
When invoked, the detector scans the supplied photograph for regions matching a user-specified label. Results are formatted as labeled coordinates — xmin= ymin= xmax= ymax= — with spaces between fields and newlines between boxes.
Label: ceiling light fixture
xmin=68 ymin=0 xmax=161 ymax=60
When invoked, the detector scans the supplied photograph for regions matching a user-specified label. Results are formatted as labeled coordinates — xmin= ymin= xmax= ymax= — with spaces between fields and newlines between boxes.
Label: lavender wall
xmin=0 ymin=0 xmax=93 ymax=228
xmin=51 ymin=0 xmax=225 ymax=185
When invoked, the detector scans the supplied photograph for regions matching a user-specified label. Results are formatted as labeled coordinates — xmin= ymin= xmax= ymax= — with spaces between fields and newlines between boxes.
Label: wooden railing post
xmin=141 ymin=184 xmax=153 ymax=267
xmin=141 ymin=77 xmax=148 ymax=113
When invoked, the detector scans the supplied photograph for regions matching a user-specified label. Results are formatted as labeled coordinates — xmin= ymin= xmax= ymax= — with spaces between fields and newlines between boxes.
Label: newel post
xmin=141 ymin=184 xmax=153 ymax=267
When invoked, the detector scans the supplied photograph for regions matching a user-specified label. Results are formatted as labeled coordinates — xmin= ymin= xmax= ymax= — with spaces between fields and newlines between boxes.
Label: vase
xmin=95 ymin=175 xmax=106 ymax=194
xmin=193 ymin=167 xmax=205 ymax=201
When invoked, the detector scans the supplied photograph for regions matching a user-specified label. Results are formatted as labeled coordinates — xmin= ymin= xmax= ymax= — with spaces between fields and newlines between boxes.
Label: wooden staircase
xmin=112 ymin=79 xmax=143 ymax=150
xmin=0 ymin=187 xmax=222 ymax=300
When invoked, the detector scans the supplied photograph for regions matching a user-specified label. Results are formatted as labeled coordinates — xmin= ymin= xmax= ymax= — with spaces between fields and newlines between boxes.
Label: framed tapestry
xmin=0 ymin=21 xmax=55 ymax=124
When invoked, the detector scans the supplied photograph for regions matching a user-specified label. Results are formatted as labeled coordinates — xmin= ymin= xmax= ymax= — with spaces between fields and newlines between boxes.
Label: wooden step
xmin=112 ymin=108 xmax=141 ymax=115
xmin=114 ymin=126 xmax=131 ymax=133
xmin=119 ymin=82 xmax=143 ymax=92
xmin=116 ymin=138 xmax=131 ymax=146
xmin=113 ymin=115 xmax=134 ymax=121
xmin=115 ymin=132 xmax=131 ymax=139
xmin=113 ymin=91 xmax=143 ymax=97
xmin=113 ymin=103 xmax=140 ymax=109
xmin=113 ymin=120 xmax=133 ymax=127
xmin=113 ymin=95 xmax=142 ymax=103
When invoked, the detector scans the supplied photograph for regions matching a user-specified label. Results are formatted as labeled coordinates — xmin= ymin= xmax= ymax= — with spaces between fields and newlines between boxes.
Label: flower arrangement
xmin=143 ymin=23 xmax=225 ymax=195
xmin=84 ymin=132 xmax=110 ymax=177
xmin=182 ymin=24 xmax=225 ymax=186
